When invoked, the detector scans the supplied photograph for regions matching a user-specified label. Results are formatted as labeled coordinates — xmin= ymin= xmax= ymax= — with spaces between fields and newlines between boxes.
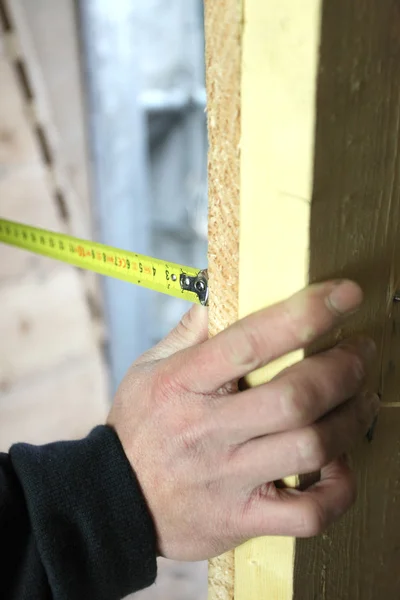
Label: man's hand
xmin=107 ymin=280 xmax=378 ymax=561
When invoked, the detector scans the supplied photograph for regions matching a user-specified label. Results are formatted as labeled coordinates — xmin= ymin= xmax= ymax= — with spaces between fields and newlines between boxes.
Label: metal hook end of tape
xmin=180 ymin=269 xmax=209 ymax=306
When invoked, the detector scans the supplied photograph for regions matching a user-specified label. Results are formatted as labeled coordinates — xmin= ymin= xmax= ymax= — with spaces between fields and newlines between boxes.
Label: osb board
xmin=205 ymin=0 xmax=242 ymax=598
xmin=235 ymin=1 xmax=320 ymax=598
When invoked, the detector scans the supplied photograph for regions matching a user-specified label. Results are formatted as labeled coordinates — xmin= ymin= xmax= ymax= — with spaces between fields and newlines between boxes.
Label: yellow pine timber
xmin=235 ymin=2 xmax=320 ymax=599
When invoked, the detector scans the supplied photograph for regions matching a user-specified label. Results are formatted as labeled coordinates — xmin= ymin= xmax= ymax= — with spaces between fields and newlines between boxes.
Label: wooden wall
xmin=0 ymin=0 xmax=108 ymax=449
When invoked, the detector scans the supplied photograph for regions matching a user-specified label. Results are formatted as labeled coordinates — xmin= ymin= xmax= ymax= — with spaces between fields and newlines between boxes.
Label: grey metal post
xmin=77 ymin=0 xmax=152 ymax=393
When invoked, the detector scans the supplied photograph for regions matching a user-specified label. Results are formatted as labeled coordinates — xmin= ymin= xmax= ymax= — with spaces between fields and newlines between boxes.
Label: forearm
xmin=1 ymin=426 xmax=157 ymax=600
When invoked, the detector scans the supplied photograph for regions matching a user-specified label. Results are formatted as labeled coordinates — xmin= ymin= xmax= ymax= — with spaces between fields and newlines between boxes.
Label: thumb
xmin=138 ymin=304 xmax=209 ymax=363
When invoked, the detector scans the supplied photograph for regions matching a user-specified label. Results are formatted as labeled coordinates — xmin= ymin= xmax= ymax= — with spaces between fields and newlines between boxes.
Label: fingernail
xmin=326 ymin=280 xmax=363 ymax=315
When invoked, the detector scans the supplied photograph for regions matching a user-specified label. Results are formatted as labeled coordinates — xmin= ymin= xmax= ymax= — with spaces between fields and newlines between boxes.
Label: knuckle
xmin=298 ymin=500 xmax=327 ymax=537
xmin=296 ymin=427 xmax=328 ymax=471
xmin=341 ymin=348 xmax=366 ymax=383
xmin=176 ymin=421 xmax=203 ymax=453
xmin=152 ymin=364 xmax=187 ymax=404
xmin=176 ymin=411 xmax=218 ymax=454
xmin=176 ymin=309 xmax=195 ymax=338
xmin=284 ymin=295 xmax=320 ymax=346
xmin=279 ymin=380 xmax=316 ymax=427
xmin=228 ymin=321 xmax=264 ymax=371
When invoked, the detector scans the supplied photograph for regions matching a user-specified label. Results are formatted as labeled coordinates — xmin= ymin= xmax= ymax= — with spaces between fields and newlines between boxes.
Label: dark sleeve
xmin=1 ymin=425 xmax=157 ymax=600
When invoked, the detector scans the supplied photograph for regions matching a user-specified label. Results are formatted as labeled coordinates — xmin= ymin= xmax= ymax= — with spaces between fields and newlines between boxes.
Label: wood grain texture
xmin=236 ymin=1 xmax=320 ymax=598
xmin=205 ymin=1 xmax=242 ymax=599
xmin=4 ymin=0 xmax=93 ymax=237
xmin=13 ymin=0 xmax=91 ymax=217
xmin=0 ymin=355 xmax=108 ymax=450
xmin=0 ymin=21 xmax=109 ymax=448
xmin=2 ymin=0 xmax=103 ymax=324
xmin=0 ymin=49 xmax=63 ymax=281
xmin=294 ymin=2 xmax=400 ymax=598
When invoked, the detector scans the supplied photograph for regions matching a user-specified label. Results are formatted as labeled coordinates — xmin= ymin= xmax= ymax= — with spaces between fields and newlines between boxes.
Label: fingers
xmin=217 ymin=336 xmax=376 ymax=444
xmin=162 ymin=304 xmax=209 ymax=352
xmin=171 ymin=280 xmax=363 ymax=394
xmin=240 ymin=458 xmax=356 ymax=538
xmin=136 ymin=304 xmax=209 ymax=364
xmin=232 ymin=391 xmax=379 ymax=486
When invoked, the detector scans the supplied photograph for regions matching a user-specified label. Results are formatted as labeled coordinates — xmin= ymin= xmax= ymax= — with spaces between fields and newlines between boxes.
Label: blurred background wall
xmin=0 ymin=0 xmax=208 ymax=598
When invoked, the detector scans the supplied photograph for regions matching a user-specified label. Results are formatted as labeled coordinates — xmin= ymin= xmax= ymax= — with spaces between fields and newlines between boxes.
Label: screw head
xmin=195 ymin=280 xmax=206 ymax=293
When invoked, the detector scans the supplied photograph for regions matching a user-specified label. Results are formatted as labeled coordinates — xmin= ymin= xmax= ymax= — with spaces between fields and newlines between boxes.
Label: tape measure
xmin=0 ymin=218 xmax=208 ymax=305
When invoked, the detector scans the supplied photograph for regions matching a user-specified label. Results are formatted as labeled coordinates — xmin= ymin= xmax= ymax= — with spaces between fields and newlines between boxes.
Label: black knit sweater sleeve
xmin=1 ymin=425 xmax=157 ymax=600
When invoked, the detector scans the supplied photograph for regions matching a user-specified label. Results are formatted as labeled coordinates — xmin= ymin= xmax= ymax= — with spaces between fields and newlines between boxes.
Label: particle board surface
xmin=205 ymin=1 xmax=242 ymax=597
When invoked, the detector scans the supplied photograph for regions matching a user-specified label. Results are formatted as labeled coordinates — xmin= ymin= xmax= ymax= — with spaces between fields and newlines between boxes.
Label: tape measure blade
xmin=0 ymin=218 xmax=201 ymax=304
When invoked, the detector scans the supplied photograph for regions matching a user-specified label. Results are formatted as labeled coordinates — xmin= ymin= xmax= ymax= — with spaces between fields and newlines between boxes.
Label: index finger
xmin=170 ymin=280 xmax=363 ymax=394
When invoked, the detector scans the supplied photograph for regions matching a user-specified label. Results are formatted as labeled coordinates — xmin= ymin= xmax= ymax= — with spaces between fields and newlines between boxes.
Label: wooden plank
xmin=1 ymin=2 xmax=104 ymax=335
xmin=205 ymin=1 xmax=242 ymax=598
xmin=0 ymin=50 xmax=63 ymax=280
xmin=206 ymin=0 xmax=400 ymax=598
xmin=235 ymin=2 xmax=320 ymax=597
xmin=293 ymin=1 xmax=400 ymax=598
xmin=0 ymin=355 xmax=108 ymax=450
xmin=0 ymin=48 xmax=37 ymax=166
xmin=12 ymin=0 xmax=91 ymax=217
xmin=0 ymin=269 xmax=98 ymax=385
xmin=0 ymin=19 xmax=109 ymax=452
xmin=4 ymin=0 xmax=93 ymax=238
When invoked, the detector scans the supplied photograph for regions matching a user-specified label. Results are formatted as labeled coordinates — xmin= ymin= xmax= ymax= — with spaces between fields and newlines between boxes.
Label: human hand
xmin=107 ymin=280 xmax=378 ymax=561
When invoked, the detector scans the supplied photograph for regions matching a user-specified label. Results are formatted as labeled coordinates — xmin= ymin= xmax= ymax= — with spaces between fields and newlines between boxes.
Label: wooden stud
xmin=206 ymin=0 xmax=400 ymax=597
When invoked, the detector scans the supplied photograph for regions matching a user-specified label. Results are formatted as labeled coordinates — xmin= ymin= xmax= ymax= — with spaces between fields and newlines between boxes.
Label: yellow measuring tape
xmin=0 ymin=218 xmax=208 ymax=305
